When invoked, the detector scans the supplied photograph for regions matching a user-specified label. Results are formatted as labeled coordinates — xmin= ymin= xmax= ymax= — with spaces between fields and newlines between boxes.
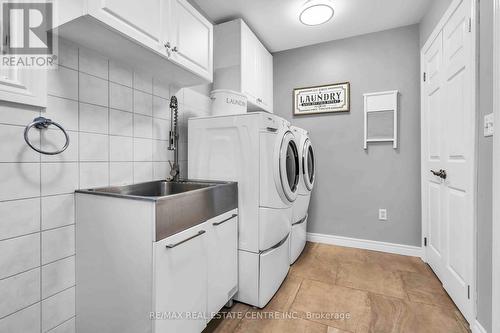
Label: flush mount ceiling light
xmin=299 ymin=0 xmax=334 ymax=26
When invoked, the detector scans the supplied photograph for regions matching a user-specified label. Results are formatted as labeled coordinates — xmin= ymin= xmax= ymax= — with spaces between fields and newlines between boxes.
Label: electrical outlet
xmin=379 ymin=209 xmax=387 ymax=221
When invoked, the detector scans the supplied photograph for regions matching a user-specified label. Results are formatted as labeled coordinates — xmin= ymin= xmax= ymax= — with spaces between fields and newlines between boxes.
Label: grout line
xmin=42 ymin=253 xmax=76 ymax=268
xmin=38 ymin=104 xmax=43 ymax=333
xmin=0 ymin=193 xmax=69 ymax=204
xmin=41 ymin=284 xmax=76 ymax=303
xmin=45 ymin=315 xmax=76 ymax=333
xmin=0 ymin=299 xmax=41 ymax=321
xmin=0 ymin=230 xmax=41 ymax=243
xmin=108 ymin=58 xmax=111 ymax=187
xmin=41 ymin=223 xmax=76 ymax=234
xmin=0 ymin=265 xmax=40 ymax=283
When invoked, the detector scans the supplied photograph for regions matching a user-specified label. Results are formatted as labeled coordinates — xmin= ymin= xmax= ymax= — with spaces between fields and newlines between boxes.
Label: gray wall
xmin=419 ymin=0 xmax=453 ymax=46
xmin=273 ymin=25 xmax=421 ymax=246
xmin=476 ymin=0 xmax=493 ymax=330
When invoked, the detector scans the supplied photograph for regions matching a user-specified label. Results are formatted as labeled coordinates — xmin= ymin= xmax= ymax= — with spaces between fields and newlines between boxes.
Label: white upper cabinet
xmin=214 ymin=19 xmax=274 ymax=113
xmin=166 ymin=0 xmax=213 ymax=82
xmin=86 ymin=0 xmax=163 ymax=52
xmin=54 ymin=0 xmax=213 ymax=86
xmin=0 ymin=62 xmax=47 ymax=108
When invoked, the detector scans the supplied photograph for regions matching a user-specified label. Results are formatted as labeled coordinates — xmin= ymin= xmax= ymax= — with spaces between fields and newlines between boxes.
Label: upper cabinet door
xmin=239 ymin=21 xmax=273 ymax=113
xmin=87 ymin=0 xmax=163 ymax=52
xmin=241 ymin=25 xmax=259 ymax=104
xmin=263 ymin=50 xmax=273 ymax=112
xmin=168 ymin=0 xmax=213 ymax=81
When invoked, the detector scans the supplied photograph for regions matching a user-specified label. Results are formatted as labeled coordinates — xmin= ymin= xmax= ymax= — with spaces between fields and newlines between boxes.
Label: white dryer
xmin=289 ymin=126 xmax=315 ymax=264
xmin=188 ymin=112 xmax=300 ymax=308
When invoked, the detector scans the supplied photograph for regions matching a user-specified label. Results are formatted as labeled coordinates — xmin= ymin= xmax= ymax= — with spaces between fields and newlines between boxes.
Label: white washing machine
xmin=289 ymin=126 xmax=315 ymax=264
xmin=188 ymin=112 xmax=300 ymax=308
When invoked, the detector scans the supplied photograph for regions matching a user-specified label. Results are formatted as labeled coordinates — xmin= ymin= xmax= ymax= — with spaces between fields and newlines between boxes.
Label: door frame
xmin=492 ymin=0 xmax=500 ymax=331
xmin=420 ymin=0 xmax=478 ymax=323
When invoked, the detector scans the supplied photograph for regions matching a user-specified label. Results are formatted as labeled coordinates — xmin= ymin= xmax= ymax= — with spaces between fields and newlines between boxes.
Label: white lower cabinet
xmin=153 ymin=210 xmax=238 ymax=333
xmin=207 ymin=213 xmax=238 ymax=318
xmin=154 ymin=223 xmax=208 ymax=333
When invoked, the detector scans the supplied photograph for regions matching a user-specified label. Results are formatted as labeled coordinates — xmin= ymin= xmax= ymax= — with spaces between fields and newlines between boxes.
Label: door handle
xmin=213 ymin=214 xmax=238 ymax=226
xmin=166 ymin=230 xmax=205 ymax=249
xmin=430 ymin=169 xmax=447 ymax=180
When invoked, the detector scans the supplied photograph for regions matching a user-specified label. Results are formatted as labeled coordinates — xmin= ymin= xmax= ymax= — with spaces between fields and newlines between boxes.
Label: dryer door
xmin=279 ymin=131 xmax=299 ymax=202
xmin=303 ymin=139 xmax=315 ymax=191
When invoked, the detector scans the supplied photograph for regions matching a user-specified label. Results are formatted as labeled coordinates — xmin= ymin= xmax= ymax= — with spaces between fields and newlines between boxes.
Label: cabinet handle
xmin=164 ymin=42 xmax=172 ymax=57
xmin=213 ymin=214 xmax=238 ymax=226
xmin=165 ymin=230 xmax=205 ymax=249
xmin=172 ymin=46 xmax=178 ymax=53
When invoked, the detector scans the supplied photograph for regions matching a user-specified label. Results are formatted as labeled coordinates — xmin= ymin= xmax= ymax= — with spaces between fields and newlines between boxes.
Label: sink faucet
xmin=168 ymin=95 xmax=180 ymax=181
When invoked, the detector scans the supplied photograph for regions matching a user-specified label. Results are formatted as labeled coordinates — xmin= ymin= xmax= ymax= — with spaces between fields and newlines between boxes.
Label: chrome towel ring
xmin=24 ymin=116 xmax=70 ymax=155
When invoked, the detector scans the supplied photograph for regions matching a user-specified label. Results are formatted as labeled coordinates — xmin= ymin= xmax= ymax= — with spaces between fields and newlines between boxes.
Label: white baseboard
xmin=307 ymin=232 xmax=423 ymax=257
xmin=471 ymin=320 xmax=487 ymax=333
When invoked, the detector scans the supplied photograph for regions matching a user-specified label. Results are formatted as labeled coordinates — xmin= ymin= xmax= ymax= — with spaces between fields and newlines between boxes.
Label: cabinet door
xmin=241 ymin=24 xmax=259 ymax=105
xmin=168 ymin=0 xmax=213 ymax=81
xmin=154 ymin=223 xmax=208 ymax=333
xmin=207 ymin=212 xmax=238 ymax=317
xmin=262 ymin=50 xmax=273 ymax=113
xmin=0 ymin=66 xmax=46 ymax=107
xmin=254 ymin=42 xmax=269 ymax=111
xmin=87 ymin=0 xmax=163 ymax=52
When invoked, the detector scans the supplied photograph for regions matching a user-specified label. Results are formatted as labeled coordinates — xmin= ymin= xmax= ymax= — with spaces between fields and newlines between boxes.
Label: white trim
xmin=306 ymin=233 xmax=423 ymax=258
xmin=471 ymin=320 xmax=488 ymax=333
xmin=492 ymin=0 xmax=500 ymax=331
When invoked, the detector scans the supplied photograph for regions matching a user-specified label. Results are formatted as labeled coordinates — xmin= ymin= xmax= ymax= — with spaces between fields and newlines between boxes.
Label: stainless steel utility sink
xmin=76 ymin=180 xmax=238 ymax=240
xmin=84 ymin=180 xmax=215 ymax=197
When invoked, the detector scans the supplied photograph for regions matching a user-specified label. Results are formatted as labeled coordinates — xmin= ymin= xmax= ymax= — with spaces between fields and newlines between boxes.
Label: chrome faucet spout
xmin=168 ymin=96 xmax=180 ymax=181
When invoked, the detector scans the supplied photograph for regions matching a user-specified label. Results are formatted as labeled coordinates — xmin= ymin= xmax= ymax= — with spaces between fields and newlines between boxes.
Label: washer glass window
xmin=286 ymin=141 xmax=299 ymax=192
xmin=303 ymin=140 xmax=315 ymax=191
xmin=279 ymin=131 xmax=300 ymax=202
xmin=306 ymin=145 xmax=315 ymax=183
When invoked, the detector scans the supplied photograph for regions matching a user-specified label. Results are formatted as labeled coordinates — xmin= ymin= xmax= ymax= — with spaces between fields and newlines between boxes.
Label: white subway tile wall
xmin=0 ymin=38 xmax=211 ymax=332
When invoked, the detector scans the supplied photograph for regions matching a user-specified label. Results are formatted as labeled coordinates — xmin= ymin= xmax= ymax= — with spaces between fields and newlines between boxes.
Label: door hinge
xmin=423 ymin=72 xmax=426 ymax=82
xmin=467 ymin=285 xmax=470 ymax=299
xmin=468 ymin=17 xmax=472 ymax=32
xmin=424 ymin=237 xmax=427 ymax=247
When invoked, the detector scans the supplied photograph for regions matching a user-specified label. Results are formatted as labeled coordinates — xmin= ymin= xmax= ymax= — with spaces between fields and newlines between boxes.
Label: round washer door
xmin=303 ymin=139 xmax=315 ymax=191
xmin=279 ymin=131 xmax=300 ymax=203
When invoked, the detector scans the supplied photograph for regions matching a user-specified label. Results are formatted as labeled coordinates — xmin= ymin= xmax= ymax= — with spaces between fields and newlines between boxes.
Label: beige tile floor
xmin=204 ymin=242 xmax=471 ymax=333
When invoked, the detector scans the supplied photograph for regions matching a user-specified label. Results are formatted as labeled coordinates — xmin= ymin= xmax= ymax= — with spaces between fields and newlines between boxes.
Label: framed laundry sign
xmin=293 ymin=82 xmax=350 ymax=115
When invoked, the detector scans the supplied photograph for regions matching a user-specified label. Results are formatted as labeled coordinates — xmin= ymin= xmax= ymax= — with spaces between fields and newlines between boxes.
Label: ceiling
xmin=193 ymin=0 xmax=432 ymax=52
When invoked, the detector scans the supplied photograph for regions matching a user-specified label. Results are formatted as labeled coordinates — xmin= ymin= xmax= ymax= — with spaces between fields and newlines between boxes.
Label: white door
xmin=87 ymin=0 xmax=163 ymax=52
xmin=154 ymin=223 xmax=208 ymax=333
xmin=168 ymin=0 xmax=213 ymax=81
xmin=421 ymin=0 xmax=475 ymax=322
xmin=207 ymin=212 xmax=238 ymax=317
